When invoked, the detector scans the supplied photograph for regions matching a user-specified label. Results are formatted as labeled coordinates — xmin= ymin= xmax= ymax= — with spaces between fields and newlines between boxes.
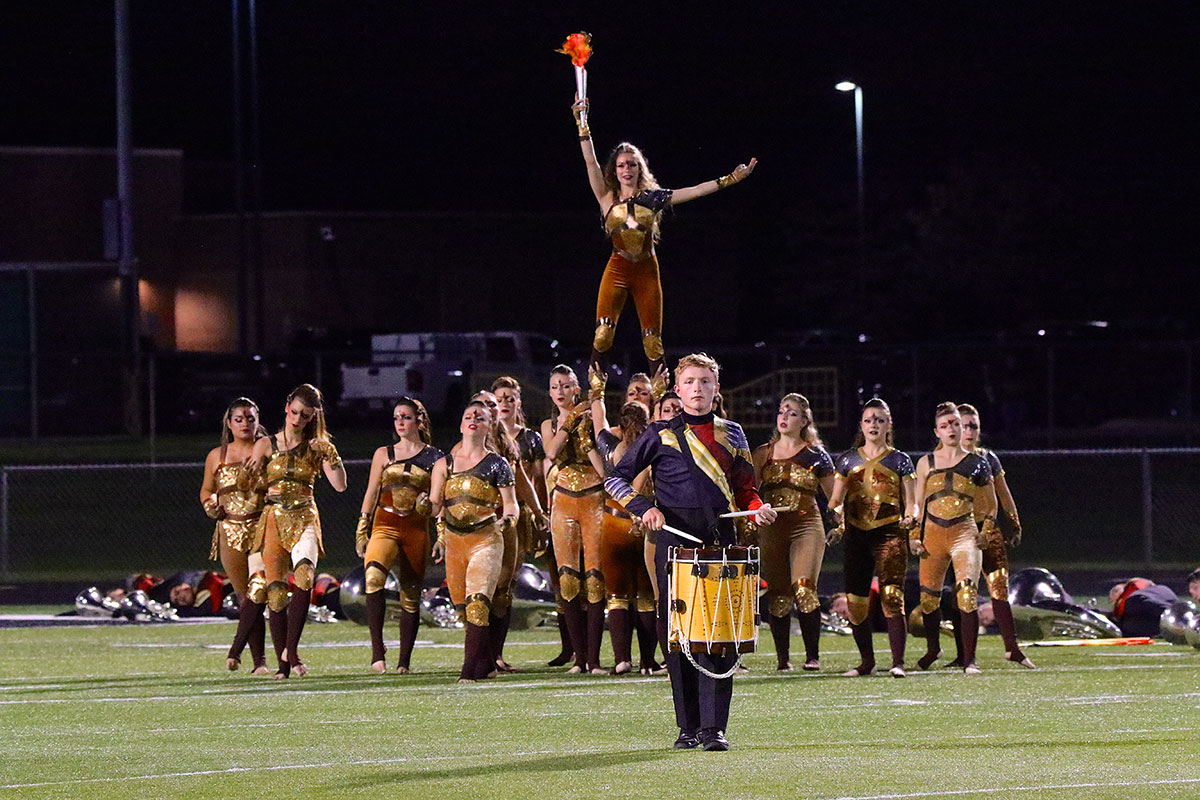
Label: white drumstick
xmin=719 ymin=505 xmax=793 ymax=519
xmin=660 ymin=523 xmax=704 ymax=544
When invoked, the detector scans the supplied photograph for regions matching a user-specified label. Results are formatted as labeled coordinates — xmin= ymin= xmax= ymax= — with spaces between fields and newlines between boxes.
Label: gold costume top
xmin=254 ymin=436 xmax=342 ymax=553
xmin=754 ymin=443 xmax=834 ymax=514
xmin=922 ymin=452 xmax=992 ymax=527
xmin=208 ymin=442 xmax=265 ymax=559
xmin=376 ymin=444 xmax=443 ymax=517
xmin=552 ymin=411 xmax=602 ymax=496
xmin=442 ymin=452 xmax=515 ymax=534
xmin=834 ymin=447 xmax=917 ymax=531
xmin=604 ymin=189 xmax=672 ymax=262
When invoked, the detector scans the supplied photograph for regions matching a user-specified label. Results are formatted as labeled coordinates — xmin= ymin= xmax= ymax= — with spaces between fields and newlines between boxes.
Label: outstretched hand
xmin=728 ymin=157 xmax=758 ymax=184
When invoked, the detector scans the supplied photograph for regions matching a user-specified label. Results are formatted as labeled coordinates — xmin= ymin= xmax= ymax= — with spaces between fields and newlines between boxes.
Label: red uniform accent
xmin=689 ymin=421 xmax=763 ymax=511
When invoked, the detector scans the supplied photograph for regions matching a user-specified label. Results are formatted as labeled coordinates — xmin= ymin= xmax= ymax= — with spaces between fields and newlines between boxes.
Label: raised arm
xmin=573 ymin=98 xmax=611 ymax=211
xmin=670 ymin=157 xmax=758 ymax=206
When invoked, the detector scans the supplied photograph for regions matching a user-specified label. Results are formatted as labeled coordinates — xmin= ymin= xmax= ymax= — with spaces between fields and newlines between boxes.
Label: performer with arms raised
xmin=606 ymin=354 xmax=776 ymax=751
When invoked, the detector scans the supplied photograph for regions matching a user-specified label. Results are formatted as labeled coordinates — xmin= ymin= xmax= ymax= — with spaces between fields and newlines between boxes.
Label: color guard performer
xmin=912 ymin=402 xmax=997 ymax=675
xmin=751 ymin=394 xmax=836 ymax=671
xmin=571 ymin=95 xmax=756 ymax=373
xmin=607 ymin=353 xmax=776 ymax=751
xmin=354 ymin=398 xmax=442 ymax=673
xmin=492 ymin=376 xmax=550 ymax=671
xmin=827 ymin=399 xmax=917 ymax=677
xmin=958 ymin=403 xmax=1034 ymax=669
xmin=430 ymin=400 xmax=519 ymax=682
xmin=200 ymin=397 xmax=268 ymax=673
xmin=542 ymin=365 xmax=608 ymax=673
xmin=247 ymin=384 xmax=347 ymax=678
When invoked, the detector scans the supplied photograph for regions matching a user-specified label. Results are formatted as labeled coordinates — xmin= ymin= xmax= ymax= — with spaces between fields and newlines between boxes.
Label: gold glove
xmin=649 ymin=367 xmax=668 ymax=404
xmin=499 ymin=514 xmax=518 ymax=533
xmin=572 ymin=99 xmax=591 ymax=140
xmin=355 ymin=512 xmax=371 ymax=553
xmin=203 ymin=496 xmax=224 ymax=520
xmin=587 ymin=366 xmax=608 ymax=401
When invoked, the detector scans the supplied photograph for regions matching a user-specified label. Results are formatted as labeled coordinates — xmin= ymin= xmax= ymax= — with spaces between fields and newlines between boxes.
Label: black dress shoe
xmin=673 ymin=729 xmax=701 ymax=749
xmin=700 ymin=728 xmax=730 ymax=751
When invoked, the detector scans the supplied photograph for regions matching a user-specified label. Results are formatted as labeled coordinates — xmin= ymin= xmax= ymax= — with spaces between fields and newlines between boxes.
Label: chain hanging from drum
xmin=667 ymin=545 xmax=759 ymax=679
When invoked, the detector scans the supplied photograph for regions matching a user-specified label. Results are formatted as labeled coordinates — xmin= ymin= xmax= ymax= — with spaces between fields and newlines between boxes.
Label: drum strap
xmin=669 ymin=417 xmax=722 ymax=545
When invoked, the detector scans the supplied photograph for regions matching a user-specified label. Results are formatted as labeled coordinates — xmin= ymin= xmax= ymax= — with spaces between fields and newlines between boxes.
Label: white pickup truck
xmin=339 ymin=331 xmax=561 ymax=418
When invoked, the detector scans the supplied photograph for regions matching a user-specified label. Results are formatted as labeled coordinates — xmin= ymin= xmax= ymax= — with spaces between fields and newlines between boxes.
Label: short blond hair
xmin=674 ymin=353 xmax=720 ymax=381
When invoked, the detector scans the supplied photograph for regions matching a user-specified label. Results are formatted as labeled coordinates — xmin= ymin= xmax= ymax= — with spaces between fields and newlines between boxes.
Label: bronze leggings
xmin=600 ymin=508 xmax=654 ymax=605
xmin=918 ymin=519 xmax=982 ymax=602
xmin=759 ymin=507 xmax=826 ymax=612
xmin=550 ymin=488 xmax=605 ymax=600
xmin=445 ymin=526 xmax=503 ymax=607
xmin=364 ymin=511 xmax=429 ymax=600
xmin=594 ymin=252 xmax=663 ymax=358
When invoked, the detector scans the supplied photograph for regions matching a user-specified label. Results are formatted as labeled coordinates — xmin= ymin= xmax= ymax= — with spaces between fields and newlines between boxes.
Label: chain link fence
xmin=1 ymin=449 xmax=1198 ymax=582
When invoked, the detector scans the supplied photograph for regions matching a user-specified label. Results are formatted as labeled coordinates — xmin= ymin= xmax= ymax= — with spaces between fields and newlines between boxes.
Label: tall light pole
xmin=836 ymin=81 xmax=865 ymax=268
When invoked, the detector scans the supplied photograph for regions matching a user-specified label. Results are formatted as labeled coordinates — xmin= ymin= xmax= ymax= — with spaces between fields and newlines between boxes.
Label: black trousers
xmin=655 ymin=507 xmax=738 ymax=732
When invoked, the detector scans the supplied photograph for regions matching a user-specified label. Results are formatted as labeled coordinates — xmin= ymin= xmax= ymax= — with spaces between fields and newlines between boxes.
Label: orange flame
xmin=555 ymin=32 xmax=593 ymax=68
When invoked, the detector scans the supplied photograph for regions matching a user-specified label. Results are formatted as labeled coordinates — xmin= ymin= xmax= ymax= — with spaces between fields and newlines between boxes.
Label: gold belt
xmin=266 ymin=496 xmax=314 ymax=512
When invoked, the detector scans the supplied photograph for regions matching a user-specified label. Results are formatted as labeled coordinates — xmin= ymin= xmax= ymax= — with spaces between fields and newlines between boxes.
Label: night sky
xmin=3 ymin=2 xmax=1197 ymax=332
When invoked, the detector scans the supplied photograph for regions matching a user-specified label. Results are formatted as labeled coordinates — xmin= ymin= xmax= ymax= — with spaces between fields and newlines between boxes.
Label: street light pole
xmin=836 ymin=81 xmax=865 ymax=269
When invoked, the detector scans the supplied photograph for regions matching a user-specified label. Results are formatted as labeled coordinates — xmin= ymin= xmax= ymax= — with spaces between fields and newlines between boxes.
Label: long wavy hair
xmin=286 ymin=383 xmax=330 ymax=443
xmin=769 ymin=393 xmax=821 ymax=446
xmin=472 ymin=391 xmax=518 ymax=462
xmin=393 ymin=396 xmax=432 ymax=444
xmin=603 ymin=142 xmax=665 ymax=239
xmin=219 ymin=397 xmax=267 ymax=446
xmin=464 ymin=399 xmax=503 ymax=456
xmin=853 ymin=397 xmax=895 ymax=448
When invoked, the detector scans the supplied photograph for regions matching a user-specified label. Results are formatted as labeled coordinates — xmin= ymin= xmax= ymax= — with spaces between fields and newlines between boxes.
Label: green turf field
xmin=1 ymin=616 xmax=1197 ymax=800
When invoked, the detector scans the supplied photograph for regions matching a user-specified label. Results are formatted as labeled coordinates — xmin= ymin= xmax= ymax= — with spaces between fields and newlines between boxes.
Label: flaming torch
xmin=556 ymin=32 xmax=593 ymax=126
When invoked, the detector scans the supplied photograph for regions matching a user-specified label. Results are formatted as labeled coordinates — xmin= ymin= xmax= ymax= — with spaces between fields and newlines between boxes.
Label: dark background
xmin=3 ymin=2 xmax=1196 ymax=335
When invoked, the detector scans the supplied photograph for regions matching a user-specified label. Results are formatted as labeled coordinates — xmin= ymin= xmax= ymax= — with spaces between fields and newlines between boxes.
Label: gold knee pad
xmin=985 ymin=568 xmax=1009 ymax=600
xmin=364 ymin=562 xmax=388 ymax=594
xmin=845 ymin=593 xmax=871 ymax=626
xmin=607 ymin=595 xmax=631 ymax=612
xmin=492 ymin=588 xmax=512 ymax=618
xmin=635 ymin=595 xmax=656 ymax=614
xmin=919 ymin=588 xmax=941 ymax=615
xmin=641 ymin=328 xmax=664 ymax=361
xmin=465 ymin=594 xmax=491 ymax=627
xmin=792 ymin=578 xmax=820 ymax=614
xmin=293 ymin=559 xmax=315 ymax=591
xmin=247 ymin=573 xmax=268 ymax=605
xmin=556 ymin=595 xmax=569 ymax=613
xmin=880 ymin=584 xmax=905 ymax=618
xmin=593 ymin=317 xmax=616 ymax=353
xmin=955 ymin=580 xmax=978 ymax=613
xmin=768 ymin=593 xmax=794 ymax=619
xmin=266 ymin=581 xmax=291 ymax=612
xmin=398 ymin=583 xmax=420 ymax=614
xmin=584 ymin=569 xmax=606 ymax=604
xmin=558 ymin=567 xmax=582 ymax=602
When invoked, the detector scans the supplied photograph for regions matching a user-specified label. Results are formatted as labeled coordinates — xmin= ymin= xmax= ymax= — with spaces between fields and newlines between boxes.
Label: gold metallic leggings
xmin=364 ymin=511 xmax=429 ymax=600
xmin=918 ymin=519 xmax=982 ymax=611
xmin=593 ymin=252 xmax=663 ymax=362
xmin=445 ymin=526 xmax=503 ymax=607
xmin=550 ymin=488 xmax=605 ymax=602
xmin=760 ymin=507 xmax=825 ymax=615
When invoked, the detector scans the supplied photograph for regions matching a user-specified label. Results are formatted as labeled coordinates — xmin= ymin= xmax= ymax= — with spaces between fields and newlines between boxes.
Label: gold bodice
xmin=214 ymin=461 xmax=263 ymax=520
xmin=264 ymin=439 xmax=338 ymax=510
xmin=555 ymin=420 xmax=602 ymax=495
xmin=924 ymin=472 xmax=981 ymax=526
xmin=444 ymin=472 xmax=502 ymax=532
xmin=843 ymin=454 xmax=909 ymax=530
xmin=606 ymin=201 xmax=658 ymax=261
xmin=379 ymin=462 xmax=432 ymax=516
xmin=760 ymin=460 xmax=821 ymax=512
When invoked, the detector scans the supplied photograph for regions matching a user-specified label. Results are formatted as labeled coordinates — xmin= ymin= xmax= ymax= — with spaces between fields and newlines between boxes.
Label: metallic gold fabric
xmin=607 ymin=596 xmax=631 ymax=612
xmin=444 ymin=472 xmax=502 ymax=532
xmin=846 ymin=593 xmax=871 ymax=625
xmin=255 ymin=503 xmax=323 ymax=556
xmin=605 ymin=199 xmax=659 ymax=260
xmin=636 ymin=595 xmax=656 ymax=613
xmin=955 ymin=579 xmax=978 ymax=613
xmin=398 ymin=587 xmax=420 ymax=614
xmin=465 ymin=594 xmax=491 ymax=627
xmin=985 ymin=568 xmax=1010 ymax=599
xmin=842 ymin=455 xmax=907 ymax=530
xmin=378 ymin=461 xmax=432 ymax=516
xmin=584 ymin=570 xmax=606 ymax=604
xmin=769 ymin=593 xmax=795 ymax=618
xmin=210 ymin=460 xmax=264 ymax=558
xmin=293 ymin=561 xmax=314 ymax=590
xmin=558 ymin=567 xmax=582 ymax=602
xmin=880 ymin=583 xmax=905 ymax=618
xmin=641 ymin=328 xmax=664 ymax=361
xmin=760 ymin=460 xmax=821 ymax=509
xmin=593 ymin=317 xmax=616 ymax=352
xmin=247 ymin=572 xmax=268 ymax=604
xmin=364 ymin=563 xmax=388 ymax=593
xmin=919 ymin=589 xmax=941 ymax=614
xmin=266 ymin=581 xmax=290 ymax=612
xmin=924 ymin=470 xmax=980 ymax=525
xmin=793 ymin=577 xmax=820 ymax=614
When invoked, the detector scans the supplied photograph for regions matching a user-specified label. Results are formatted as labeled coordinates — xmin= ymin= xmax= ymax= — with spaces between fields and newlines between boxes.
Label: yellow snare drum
xmin=667 ymin=546 xmax=759 ymax=655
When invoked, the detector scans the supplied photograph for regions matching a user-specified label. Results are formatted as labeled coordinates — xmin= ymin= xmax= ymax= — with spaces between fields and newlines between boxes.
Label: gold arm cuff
xmin=716 ymin=173 xmax=737 ymax=190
